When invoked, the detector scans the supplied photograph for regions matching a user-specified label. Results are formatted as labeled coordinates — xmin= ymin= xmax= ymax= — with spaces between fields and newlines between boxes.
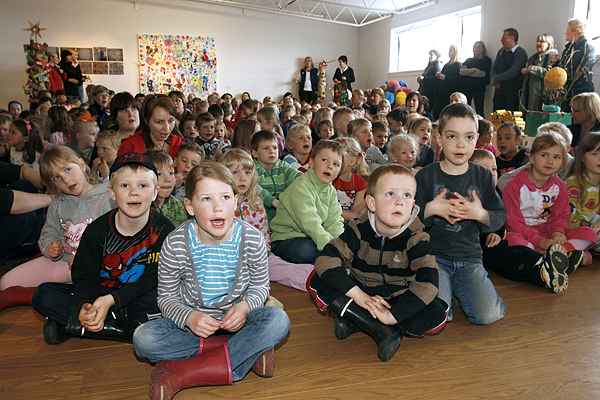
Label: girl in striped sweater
xmin=133 ymin=163 xmax=290 ymax=400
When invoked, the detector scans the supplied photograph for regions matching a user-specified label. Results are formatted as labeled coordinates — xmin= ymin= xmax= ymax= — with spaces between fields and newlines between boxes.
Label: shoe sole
xmin=566 ymin=250 xmax=584 ymax=275
xmin=548 ymin=244 xmax=569 ymax=294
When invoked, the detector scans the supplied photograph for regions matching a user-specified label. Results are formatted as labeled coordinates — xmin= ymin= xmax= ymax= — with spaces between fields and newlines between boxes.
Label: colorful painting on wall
xmin=138 ymin=34 xmax=217 ymax=97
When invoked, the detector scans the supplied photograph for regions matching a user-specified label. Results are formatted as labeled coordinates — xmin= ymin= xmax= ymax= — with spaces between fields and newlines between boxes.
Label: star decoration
xmin=24 ymin=20 xmax=46 ymax=41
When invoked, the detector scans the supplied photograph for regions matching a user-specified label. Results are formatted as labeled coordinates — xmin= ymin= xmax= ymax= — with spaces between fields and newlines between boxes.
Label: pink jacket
xmin=504 ymin=168 xmax=570 ymax=248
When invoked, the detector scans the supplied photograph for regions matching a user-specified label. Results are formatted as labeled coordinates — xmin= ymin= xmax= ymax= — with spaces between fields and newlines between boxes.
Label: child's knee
xmin=468 ymin=301 xmax=505 ymax=325
xmin=132 ymin=321 xmax=160 ymax=358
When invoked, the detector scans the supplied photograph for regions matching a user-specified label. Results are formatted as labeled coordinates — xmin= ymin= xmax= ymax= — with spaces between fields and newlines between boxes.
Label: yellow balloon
xmin=544 ymin=67 xmax=568 ymax=91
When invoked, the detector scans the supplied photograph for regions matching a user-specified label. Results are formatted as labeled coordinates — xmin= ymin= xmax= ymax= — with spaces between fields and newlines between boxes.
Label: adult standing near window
xmin=293 ymin=57 xmax=318 ymax=104
xmin=460 ymin=41 xmax=492 ymax=116
xmin=432 ymin=45 xmax=462 ymax=120
xmin=491 ymin=28 xmax=528 ymax=112
xmin=333 ymin=55 xmax=355 ymax=92
xmin=520 ymin=34 xmax=556 ymax=112
xmin=551 ymin=18 xmax=596 ymax=107
xmin=417 ymin=49 xmax=443 ymax=112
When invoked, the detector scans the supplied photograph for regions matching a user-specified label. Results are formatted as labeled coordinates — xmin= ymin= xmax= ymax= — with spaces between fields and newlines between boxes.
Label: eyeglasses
xmin=174 ymin=99 xmax=183 ymax=103
xmin=98 ymin=93 xmax=109 ymax=98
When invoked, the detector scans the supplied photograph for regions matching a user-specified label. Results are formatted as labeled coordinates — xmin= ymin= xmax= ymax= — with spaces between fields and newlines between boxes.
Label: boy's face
xmin=109 ymin=168 xmax=159 ymax=221
xmin=353 ymin=124 xmax=373 ymax=151
xmin=240 ymin=106 xmax=252 ymax=118
xmin=335 ymin=113 xmax=355 ymax=136
xmin=474 ymin=157 xmax=498 ymax=185
xmin=9 ymin=103 xmax=22 ymax=119
xmin=289 ymin=130 xmax=312 ymax=158
xmin=252 ymin=139 xmax=279 ymax=169
xmin=387 ymin=116 xmax=402 ymax=134
xmin=184 ymin=177 xmax=238 ymax=246
xmin=214 ymin=124 xmax=226 ymax=141
xmin=318 ymin=124 xmax=334 ymax=140
xmin=56 ymin=94 xmax=67 ymax=104
xmin=181 ymin=120 xmax=199 ymax=140
xmin=199 ymin=121 xmax=215 ymax=141
xmin=175 ymin=150 xmax=202 ymax=177
xmin=281 ymin=111 xmax=294 ymax=125
xmin=157 ymin=167 xmax=175 ymax=198
xmin=0 ymin=122 xmax=9 ymax=140
xmin=391 ymin=141 xmax=417 ymax=169
xmin=351 ymin=92 xmax=362 ymax=107
xmin=366 ymin=173 xmax=416 ymax=237
xmin=96 ymin=139 xmax=118 ymax=165
xmin=310 ymin=148 xmax=343 ymax=184
xmin=440 ymin=118 xmax=478 ymax=167
xmin=373 ymin=129 xmax=389 ymax=149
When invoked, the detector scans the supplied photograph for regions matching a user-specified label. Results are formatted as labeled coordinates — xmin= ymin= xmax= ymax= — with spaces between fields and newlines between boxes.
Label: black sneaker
xmin=566 ymin=250 xmax=584 ymax=274
xmin=43 ymin=319 xmax=69 ymax=345
xmin=540 ymin=244 xmax=569 ymax=294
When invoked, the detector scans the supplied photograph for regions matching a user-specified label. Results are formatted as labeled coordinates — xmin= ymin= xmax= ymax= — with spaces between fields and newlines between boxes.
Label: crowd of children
xmin=1 ymin=85 xmax=600 ymax=399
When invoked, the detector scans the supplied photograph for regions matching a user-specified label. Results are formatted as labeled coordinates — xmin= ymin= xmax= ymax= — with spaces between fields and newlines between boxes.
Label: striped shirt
xmin=189 ymin=221 xmax=241 ymax=305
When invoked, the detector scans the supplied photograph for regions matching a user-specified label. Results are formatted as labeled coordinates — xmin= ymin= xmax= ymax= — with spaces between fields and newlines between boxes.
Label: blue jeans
xmin=133 ymin=306 xmax=290 ymax=381
xmin=271 ymin=237 xmax=321 ymax=264
xmin=436 ymin=256 xmax=505 ymax=325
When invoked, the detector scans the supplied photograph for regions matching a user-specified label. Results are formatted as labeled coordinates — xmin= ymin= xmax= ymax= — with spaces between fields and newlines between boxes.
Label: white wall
xmin=0 ymin=0 xmax=359 ymax=107
xmin=358 ymin=0 xmax=599 ymax=116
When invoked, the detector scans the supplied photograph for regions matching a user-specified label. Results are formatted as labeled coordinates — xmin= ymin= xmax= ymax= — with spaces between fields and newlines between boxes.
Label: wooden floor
xmin=2 ymin=260 xmax=600 ymax=400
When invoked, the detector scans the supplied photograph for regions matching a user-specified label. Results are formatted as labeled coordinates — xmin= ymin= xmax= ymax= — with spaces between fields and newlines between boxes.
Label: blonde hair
xmin=537 ymin=122 xmax=572 ymax=145
xmin=450 ymin=92 xmax=468 ymax=104
xmin=470 ymin=148 xmax=495 ymax=164
xmin=185 ymin=162 xmax=238 ymax=201
xmin=571 ymin=92 xmax=600 ymax=123
xmin=530 ymin=132 xmax=567 ymax=169
xmin=285 ymin=124 xmax=311 ymax=149
xmin=40 ymin=145 xmax=97 ymax=196
xmin=335 ymin=137 xmax=369 ymax=176
xmin=96 ymin=129 xmax=122 ymax=150
xmin=568 ymin=18 xmax=586 ymax=37
xmin=408 ymin=116 xmax=432 ymax=133
xmin=71 ymin=117 xmax=99 ymax=144
xmin=388 ymin=134 xmax=419 ymax=159
xmin=449 ymin=45 xmax=460 ymax=64
xmin=256 ymin=106 xmax=284 ymax=137
xmin=347 ymin=118 xmax=371 ymax=137
xmin=366 ymin=164 xmax=416 ymax=198
xmin=220 ymin=148 xmax=262 ymax=210
xmin=146 ymin=149 xmax=174 ymax=172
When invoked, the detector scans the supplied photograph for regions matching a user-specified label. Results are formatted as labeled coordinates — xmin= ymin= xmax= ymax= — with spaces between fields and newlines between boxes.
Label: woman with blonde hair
xmin=568 ymin=92 xmax=600 ymax=147
xmin=293 ymin=56 xmax=319 ymax=104
xmin=432 ymin=45 xmax=462 ymax=119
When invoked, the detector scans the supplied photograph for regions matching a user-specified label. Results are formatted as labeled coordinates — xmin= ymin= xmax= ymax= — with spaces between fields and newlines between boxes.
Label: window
xmin=389 ymin=6 xmax=482 ymax=73
xmin=573 ymin=0 xmax=598 ymax=52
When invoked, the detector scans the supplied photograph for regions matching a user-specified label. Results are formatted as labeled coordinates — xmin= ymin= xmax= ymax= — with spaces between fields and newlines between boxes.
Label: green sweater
xmin=151 ymin=195 xmax=188 ymax=228
xmin=270 ymin=168 xmax=344 ymax=251
xmin=255 ymin=158 xmax=302 ymax=224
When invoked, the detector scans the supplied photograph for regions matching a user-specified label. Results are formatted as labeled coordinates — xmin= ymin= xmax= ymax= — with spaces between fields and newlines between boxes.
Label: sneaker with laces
xmin=540 ymin=244 xmax=569 ymax=294
xmin=566 ymin=250 xmax=584 ymax=274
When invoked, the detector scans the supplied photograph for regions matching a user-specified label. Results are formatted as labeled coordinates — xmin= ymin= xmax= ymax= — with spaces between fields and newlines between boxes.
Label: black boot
xmin=65 ymin=305 xmax=141 ymax=343
xmin=334 ymin=315 xmax=362 ymax=340
xmin=43 ymin=319 xmax=72 ymax=345
xmin=329 ymin=295 xmax=402 ymax=362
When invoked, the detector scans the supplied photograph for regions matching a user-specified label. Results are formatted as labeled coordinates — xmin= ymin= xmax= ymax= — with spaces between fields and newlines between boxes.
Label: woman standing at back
xmin=460 ymin=41 xmax=492 ymax=116
xmin=432 ymin=45 xmax=462 ymax=119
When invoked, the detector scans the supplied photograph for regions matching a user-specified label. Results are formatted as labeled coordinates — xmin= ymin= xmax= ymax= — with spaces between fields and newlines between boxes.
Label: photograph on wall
xmin=107 ymin=48 xmax=123 ymax=62
xmin=80 ymin=61 xmax=93 ymax=75
xmin=77 ymin=48 xmax=93 ymax=61
xmin=138 ymin=34 xmax=217 ymax=97
xmin=109 ymin=62 xmax=124 ymax=75
xmin=94 ymin=47 xmax=107 ymax=61
xmin=93 ymin=61 xmax=108 ymax=75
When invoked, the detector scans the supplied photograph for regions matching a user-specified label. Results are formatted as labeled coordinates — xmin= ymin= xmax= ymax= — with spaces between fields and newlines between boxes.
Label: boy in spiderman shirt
xmin=33 ymin=152 xmax=175 ymax=345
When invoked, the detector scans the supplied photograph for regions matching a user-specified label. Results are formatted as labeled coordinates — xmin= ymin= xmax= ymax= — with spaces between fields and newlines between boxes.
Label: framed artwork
xmin=138 ymin=34 xmax=217 ymax=97
xmin=109 ymin=62 xmax=124 ymax=75
xmin=94 ymin=47 xmax=107 ymax=61
xmin=77 ymin=48 xmax=93 ymax=61
xmin=93 ymin=62 xmax=108 ymax=75
xmin=80 ymin=61 xmax=93 ymax=75
xmin=107 ymin=48 xmax=123 ymax=61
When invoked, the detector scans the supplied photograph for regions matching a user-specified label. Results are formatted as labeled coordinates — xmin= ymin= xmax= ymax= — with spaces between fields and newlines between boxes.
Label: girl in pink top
xmin=476 ymin=119 xmax=497 ymax=156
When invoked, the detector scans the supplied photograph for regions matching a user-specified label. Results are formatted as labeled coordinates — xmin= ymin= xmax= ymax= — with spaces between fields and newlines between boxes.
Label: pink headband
xmin=24 ymin=120 xmax=31 ymax=135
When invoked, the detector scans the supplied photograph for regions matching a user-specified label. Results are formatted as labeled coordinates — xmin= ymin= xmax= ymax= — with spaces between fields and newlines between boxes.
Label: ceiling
xmin=185 ymin=0 xmax=437 ymax=27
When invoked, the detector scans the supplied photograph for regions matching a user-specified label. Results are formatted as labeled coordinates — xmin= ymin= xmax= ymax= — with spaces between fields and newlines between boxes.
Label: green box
xmin=524 ymin=111 xmax=572 ymax=136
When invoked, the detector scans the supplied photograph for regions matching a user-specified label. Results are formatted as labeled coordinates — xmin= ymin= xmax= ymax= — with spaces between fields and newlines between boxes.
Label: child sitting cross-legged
xmin=172 ymin=142 xmax=204 ymax=202
xmin=132 ymin=163 xmax=290 ymax=400
xmin=348 ymin=118 xmax=387 ymax=173
xmin=283 ymin=124 xmax=312 ymax=172
xmin=32 ymin=152 xmax=175 ymax=344
xmin=91 ymin=129 xmax=121 ymax=181
xmin=147 ymin=150 xmax=188 ymax=227
xmin=309 ymin=164 xmax=448 ymax=362
xmin=270 ymin=140 xmax=346 ymax=264
xmin=388 ymin=134 xmax=420 ymax=175
xmin=333 ymin=137 xmax=368 ymax=221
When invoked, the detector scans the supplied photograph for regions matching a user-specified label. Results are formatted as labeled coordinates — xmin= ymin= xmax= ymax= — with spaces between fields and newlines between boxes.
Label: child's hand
xmin=454 ymin=191 xmax=489 ymax=225
xmin=96 ymin=158 xmax=110 ymax=179
xmin=79 ymin=295 xmax=115 ymax=332
xmin=48 ymin=240 xmax=64 ymax=260
xmin=364 ymin=296 xmax=398 ymax=325
xmin=221 ymin=301 xmax=250 ymax=332
xmin=212 ymin=147 xmax=222 ymax=160
xmin=174 ymin=172 xmax=184 ymax=189
xmin=485 ymin=233 xmax=502 ymax=248
xmin=186 ymin=311 xmax=221 ymax=338
xmin=271 ymin=199 xmax=279 ymax=208
xmin=425 ymin=189 xmax=469 ymax=225
xmin=551 ymin=232 xmax=567 ymax=245
xmin=539 ymin=238 xmax=558 ymax=251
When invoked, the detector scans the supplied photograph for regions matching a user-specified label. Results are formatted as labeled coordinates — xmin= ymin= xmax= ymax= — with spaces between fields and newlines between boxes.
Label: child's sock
xmin=565 ymin=239 xmax=594 ymax=252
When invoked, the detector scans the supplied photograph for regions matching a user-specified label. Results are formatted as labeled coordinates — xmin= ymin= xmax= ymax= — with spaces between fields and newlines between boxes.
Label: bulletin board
xmin=138 ymin=34 xmax=217 ymax=97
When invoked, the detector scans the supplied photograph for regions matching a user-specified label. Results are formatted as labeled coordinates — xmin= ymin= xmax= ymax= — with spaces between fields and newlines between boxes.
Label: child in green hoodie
xmin=270 ymin=140 xmax=346 ymax=264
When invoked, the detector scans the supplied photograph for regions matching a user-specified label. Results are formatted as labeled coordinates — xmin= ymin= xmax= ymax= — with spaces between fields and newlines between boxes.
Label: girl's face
xmin=584 ymin=147 xmax=600 ymax=184
xmin=496 ymin=127 xmax=521 ymax=159
xmin=257 ymin=114 xmax=273 ymax=131
xmin=412 ymin=122 xmax=432 ymax=146
xmin=181 ymin=120 xmax=199 ymax=140
xmin=477 ymin=129 xmax=493 ymax=147
xmin=67 ymin=114 xmax=75 ymax=131
xmin=157 ymin=168 xmax=175 ymax=199
xmin=0 ymin=122 xmax=10 ymax=140
xmin=373 ymin=129 xmax=389 ymax=149
xmin=116 ymin=106 xmax=140 ymax=133
xmin=406 ymin=96 xmax=419 ymax=114
xmin=50 ymin=55 xmax=59 ymax=64
xmin=214 ymin=124 xmax=226 ymax=141
xmin=147 ymin=107 xmax=176 ymax=144
xmin=432 ymin=131 xmax=442 ymax=152
xmin=450 ymin=96 xmax=460 ymax=104
xmin=78 ymin=127 xmax=97 ymax=149
xmin=353 ymin=124 xmax=373 ymax=151
xmin=50 ymin=161 xmax=91 ymax=196
xmin=529 ymin=145 xmax=563 ymax=178
xmin=229 ymin=163 xmax=253 ymax=197
xmin=318 ymin=124 xmax=334 ymax=140
xmin=473 ymin=42 xmax=484 ymax=56
xmin=184 ymin=177 xmax=238 ymax=246
xmin=9 ymin=103 xmax=22 ymax=119
xmin=7 ymin=124 xmax=28 ymax=151
xmin=378 ymin=104 xmax=391 ymax=114
xmin=392 ymin=142 xmax=417 ymax=169
xmin=351 ymin=92 xmax=363 ymax=107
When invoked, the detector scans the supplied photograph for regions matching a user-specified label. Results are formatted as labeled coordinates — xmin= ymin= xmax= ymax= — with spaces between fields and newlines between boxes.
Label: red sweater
xmin=118 ymin=130 xmax=183 ymax=160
